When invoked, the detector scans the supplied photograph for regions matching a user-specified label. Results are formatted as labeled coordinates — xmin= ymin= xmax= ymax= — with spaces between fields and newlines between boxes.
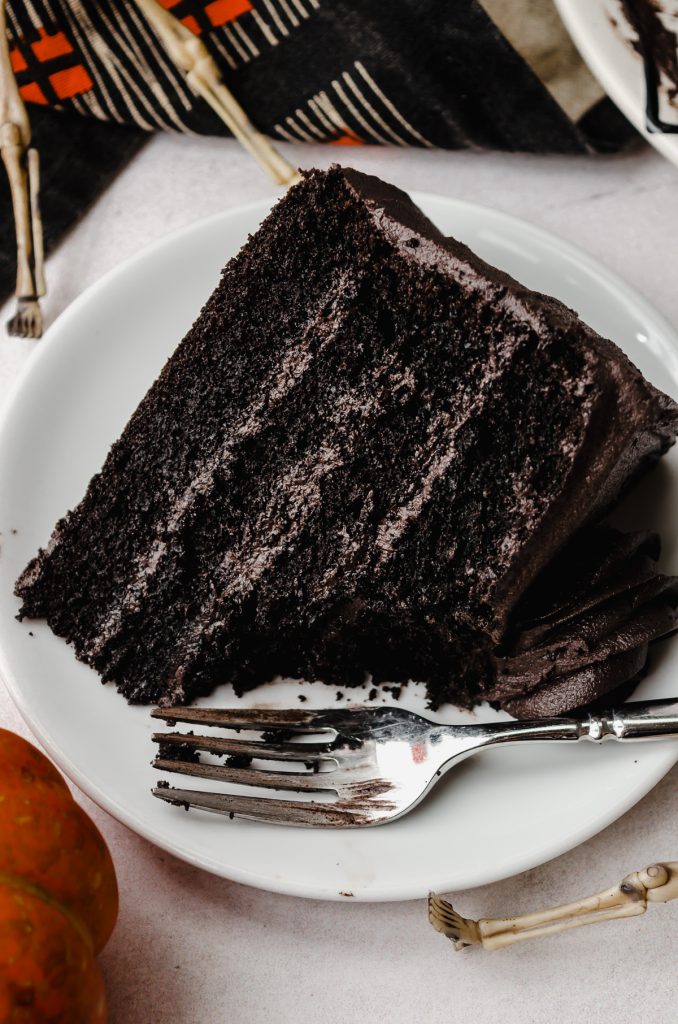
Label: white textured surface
xmin=2 ymin=136 xmax=678 ymax=1022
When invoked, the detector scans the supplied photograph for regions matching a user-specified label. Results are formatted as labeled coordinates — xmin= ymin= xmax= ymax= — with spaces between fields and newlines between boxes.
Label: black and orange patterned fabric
xmin=1 ymin=1 xmax=635 ymax=304
xmin=5 ymin=0 xmax=632 ymax=148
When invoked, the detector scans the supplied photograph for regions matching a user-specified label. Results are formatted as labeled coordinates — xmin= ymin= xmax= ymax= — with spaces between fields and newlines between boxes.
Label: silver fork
xmin=151 ymin=698 xmax=678 ymax=828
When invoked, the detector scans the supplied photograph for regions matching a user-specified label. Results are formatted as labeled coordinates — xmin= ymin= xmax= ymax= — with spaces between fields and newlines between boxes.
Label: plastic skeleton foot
xmin=0 ymin=0 xmax=45 ymax=338
xmin=428 ymin=862 xmax=678 ymax=951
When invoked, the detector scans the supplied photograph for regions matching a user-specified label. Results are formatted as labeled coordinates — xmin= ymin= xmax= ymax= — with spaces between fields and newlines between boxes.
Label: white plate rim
xmin=1 ymin=194 xmax=677 ymax=901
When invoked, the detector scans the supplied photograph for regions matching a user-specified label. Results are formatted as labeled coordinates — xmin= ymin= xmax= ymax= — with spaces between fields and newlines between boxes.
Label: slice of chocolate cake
xmin=15 ymin=166 xmax=678 ymax=714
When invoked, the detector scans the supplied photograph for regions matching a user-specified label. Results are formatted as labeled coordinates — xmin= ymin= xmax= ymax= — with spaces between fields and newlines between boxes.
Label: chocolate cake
xmin=15 ymin=166 xmax=678 ymax=716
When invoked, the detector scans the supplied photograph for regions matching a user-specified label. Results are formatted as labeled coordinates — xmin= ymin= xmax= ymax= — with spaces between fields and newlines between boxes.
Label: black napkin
xmin=1 ymin=0 xmax=635 ymax=306
xmin=0 ymin=105 xmax=144 ymax=308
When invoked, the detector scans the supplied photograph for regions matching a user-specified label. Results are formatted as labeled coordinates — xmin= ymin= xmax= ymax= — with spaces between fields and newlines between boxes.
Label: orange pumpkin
xmin=0 ymin=729 xmax=119 ymax=1023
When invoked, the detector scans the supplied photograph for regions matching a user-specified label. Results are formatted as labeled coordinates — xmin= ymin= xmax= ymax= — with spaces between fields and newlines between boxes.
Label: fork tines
xmin=150 ymin=705 xmax=382 ymax=828
xmin=151 ymin=705 xmax=335 ymax=732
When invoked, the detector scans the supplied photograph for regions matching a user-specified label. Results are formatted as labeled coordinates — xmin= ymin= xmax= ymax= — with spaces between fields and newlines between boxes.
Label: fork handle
xmin=484 ymin=697 xmax=678 ymax=746
xmin=583 ymin=697 xmax=678 ymax=741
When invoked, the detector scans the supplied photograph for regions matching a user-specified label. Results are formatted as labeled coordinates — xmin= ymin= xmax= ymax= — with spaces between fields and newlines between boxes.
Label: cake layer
xmin=16 ymin=167 xmax=678 ymax=712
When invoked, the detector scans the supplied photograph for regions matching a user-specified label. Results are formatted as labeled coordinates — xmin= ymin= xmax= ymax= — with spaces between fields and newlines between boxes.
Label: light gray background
xmin=2 ymin=137 xmax=678 ymax=1023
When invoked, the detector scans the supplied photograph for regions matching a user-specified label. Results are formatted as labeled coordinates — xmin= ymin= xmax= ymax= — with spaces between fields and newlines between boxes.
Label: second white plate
xmin=555 ymin=0 xmax=678 ymax=169
xmin=1 ymin=193 xmax=678 ymax=901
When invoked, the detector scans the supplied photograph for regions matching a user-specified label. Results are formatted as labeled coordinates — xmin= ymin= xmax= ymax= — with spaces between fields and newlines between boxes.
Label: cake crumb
xmin=368 ymin=687 xmax=378 ymax=700
xmin=225 ymin=753 xmax=252 ymax=769
xmin=335 ymin=690 xmax=344 ymax=701
xmin=298 ymin=694 xmax=307 ymax=703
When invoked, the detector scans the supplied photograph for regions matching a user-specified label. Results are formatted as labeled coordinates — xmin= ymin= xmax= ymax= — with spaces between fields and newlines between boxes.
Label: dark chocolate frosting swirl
xmin=488 ymin=526 xmax=678 ymax=718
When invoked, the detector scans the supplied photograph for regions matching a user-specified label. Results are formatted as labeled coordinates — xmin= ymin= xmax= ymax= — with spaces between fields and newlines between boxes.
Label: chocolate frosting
xmin=489 ymin=526 xmax=678 ymax=718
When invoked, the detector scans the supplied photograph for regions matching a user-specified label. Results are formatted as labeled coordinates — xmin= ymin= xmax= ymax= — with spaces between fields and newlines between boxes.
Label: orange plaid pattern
xmin=11 ymin=26 xmax=93 ymax=105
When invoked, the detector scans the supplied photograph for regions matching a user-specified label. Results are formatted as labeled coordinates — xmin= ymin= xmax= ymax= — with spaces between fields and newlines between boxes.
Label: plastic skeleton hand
xmin=429 ymin=862 xmax=678 ymax=951
xmin=132 ymin=0 xmax=300 ymax=187
xmin=0 ymin=0 xmax=45 ymax=338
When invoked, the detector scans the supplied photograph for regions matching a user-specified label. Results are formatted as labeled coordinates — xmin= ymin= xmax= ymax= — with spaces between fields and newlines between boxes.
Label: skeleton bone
xmin=132 ymin=0 xmax=301 ymax=187
xmin=429 ymin=861 xmax=678 ymax=951
xmin=0 ymin=0 xmax=45 ymax=338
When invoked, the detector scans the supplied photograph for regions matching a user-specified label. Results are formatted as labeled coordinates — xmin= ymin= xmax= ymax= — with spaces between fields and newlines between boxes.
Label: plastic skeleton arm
xmin=0 ymin=0 xmax=45 ymax=338
xmin=428 ymin=862 xmax=678 ymax=951
xmin=132 ymin=0 xmax=301 ymax=187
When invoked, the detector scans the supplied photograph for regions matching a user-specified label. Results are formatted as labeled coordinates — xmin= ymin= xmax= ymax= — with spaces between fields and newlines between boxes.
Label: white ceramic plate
xmin=555 ymin=0 xmax=678 ymax=168
xmin=1 ymin=194 xmax=678 ymax=903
